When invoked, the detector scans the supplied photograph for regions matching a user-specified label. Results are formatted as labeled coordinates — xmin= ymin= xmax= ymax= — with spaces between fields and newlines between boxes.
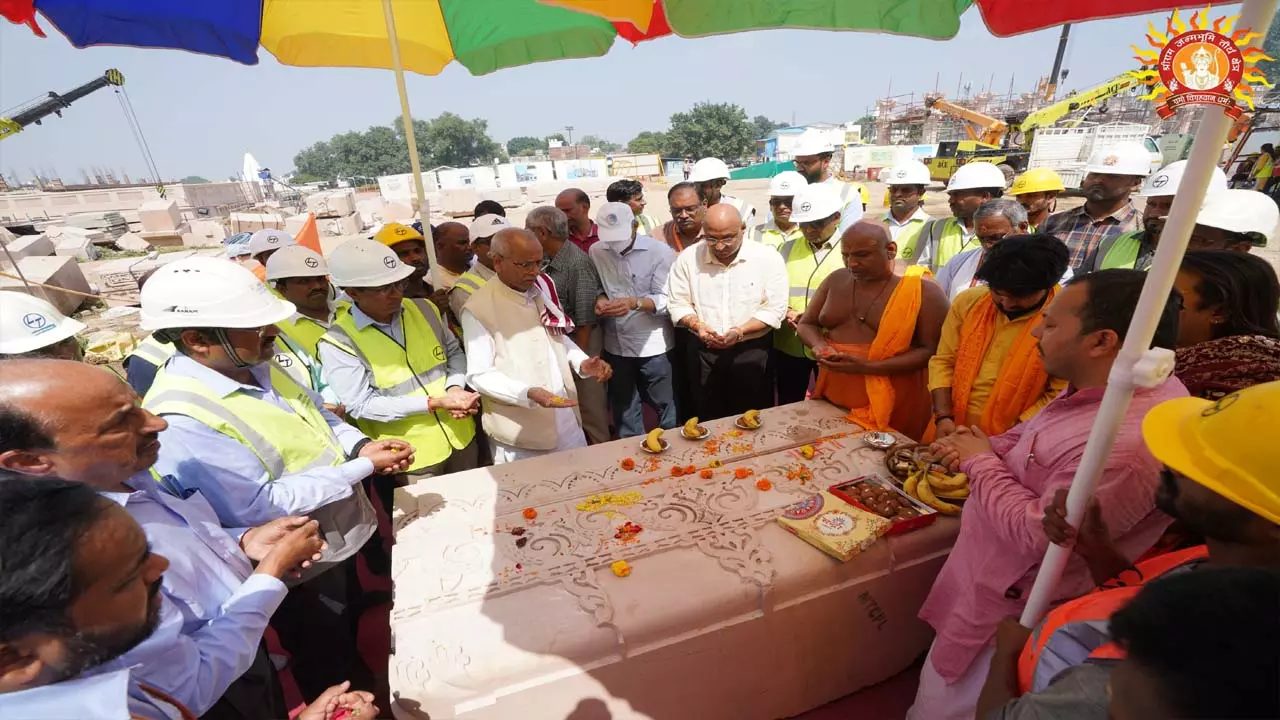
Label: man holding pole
xmin=906 ymin=270 xmax=1188 ymax=720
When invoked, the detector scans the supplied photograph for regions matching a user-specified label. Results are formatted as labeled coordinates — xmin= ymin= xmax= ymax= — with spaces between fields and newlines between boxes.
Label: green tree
xmin=579 ymin=134 xmax=621 ymax=153
xmin=290 ymin=172 xmax=322 ymax=184
xmin=750 ymin=115 xmax=787 ymax=140
xmin=663 ymin=102 xmax=754 ymax=161
xmin=627 ymin=131 xmax=667 ymax=154
xmin=546 ymin=132 xmax=566 ymax=144
xmin=179 ymin=175 xmax=210 ymax=184
xmin=506 ymin=135 xmax=546 ymax=156
xmin=1260 ymin=14 xmax=1280 ymax=87
xmin=396 ymin=113 xmax=505 ymax=167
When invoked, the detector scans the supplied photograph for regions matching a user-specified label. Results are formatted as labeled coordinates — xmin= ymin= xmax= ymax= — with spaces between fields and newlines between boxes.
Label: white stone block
xmin=0 ymin=234 xmax=54 ymax=268
xmin=284 ymin=214 xmax=310 ymax=237
xmin=0 ymin=256 xmax=92 ymax=314
xmin=383 ymin=202 xmax=416 ymax=221
xmin=321 ymin=213 xmax=362 ymax=237
xmin=441 ymin=188 xmax=481 ymax=217
xmin=54 ymin=235 xmax=99 ymax=261
xmin=115 ymin=232 xmax=151 ymax=252
xmin=186 ymin=220 xmax=228 ymax=244
xmin=138 ymin=200 xmax=182 ymax=233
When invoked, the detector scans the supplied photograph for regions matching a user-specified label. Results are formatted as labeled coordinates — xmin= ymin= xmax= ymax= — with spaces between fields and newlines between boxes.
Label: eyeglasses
xmin=671 ymin=204 xmax=703 ymax=217
xmin=704 ymin=236 xmax=739 ymax=249
xmin=769 ymin=197 xmax=794 ymax=207
xmin=501 ymin=257 xmax=542 ymax=271
xmin=361 ymin=280 xmax=408 ymax=296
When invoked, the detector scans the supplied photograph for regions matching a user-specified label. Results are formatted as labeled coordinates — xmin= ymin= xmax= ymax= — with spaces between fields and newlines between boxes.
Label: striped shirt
xmin=1039 ymin=203 xmax=1142 ymax=272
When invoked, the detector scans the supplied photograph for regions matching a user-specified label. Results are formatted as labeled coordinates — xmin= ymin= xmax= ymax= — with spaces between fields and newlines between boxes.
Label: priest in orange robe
xmin=797 ymin=220 xmax=949 ymax=441
xmin=928 ymin=234 xmax=1071 ymax=438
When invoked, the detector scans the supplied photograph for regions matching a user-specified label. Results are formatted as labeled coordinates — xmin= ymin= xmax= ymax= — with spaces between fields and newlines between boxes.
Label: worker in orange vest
xmin=975 ymin=379 xmax=1280 ymax=719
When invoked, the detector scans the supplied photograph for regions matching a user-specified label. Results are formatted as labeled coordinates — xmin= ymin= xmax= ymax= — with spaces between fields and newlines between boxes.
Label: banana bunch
xmin=738 ymin=409 xmax=762 ymax=429
xmin=903 ymin=467 xmax=968 ymax=516
xmin=643 ymin=428 xmax=666 ymax=452
xmin=683 ymin=416 xmax=708 ymax=438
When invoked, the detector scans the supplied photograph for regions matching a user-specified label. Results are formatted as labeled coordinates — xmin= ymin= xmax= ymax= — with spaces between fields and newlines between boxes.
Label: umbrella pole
xmin=1018 ymin=0 xmax=1278 ymax=628
xmin=381 ymin=0 xmax=441 ymax=290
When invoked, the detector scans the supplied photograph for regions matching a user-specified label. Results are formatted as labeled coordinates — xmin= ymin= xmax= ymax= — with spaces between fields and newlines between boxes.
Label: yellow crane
xmin=0 ymin=69 xmax=124 ymax=141
xmin=924 ymin=95 xmax=1008 ymax=146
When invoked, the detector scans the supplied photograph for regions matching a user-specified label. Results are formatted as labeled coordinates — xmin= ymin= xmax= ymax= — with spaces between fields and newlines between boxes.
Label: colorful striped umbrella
xmin=5 ymin=0 xmax=1195 ymax=77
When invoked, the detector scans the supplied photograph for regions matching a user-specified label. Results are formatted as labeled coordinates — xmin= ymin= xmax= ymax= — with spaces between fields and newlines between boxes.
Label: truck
xmin=1025 ymin=123 xmax=1163 ymax=190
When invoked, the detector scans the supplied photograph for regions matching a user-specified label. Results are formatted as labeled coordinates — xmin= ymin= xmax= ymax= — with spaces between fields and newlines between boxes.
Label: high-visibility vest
xmin=898 ymin=216 xmax=975 ymax=272
xmin=636 ymin=213 xmax=659 ymax=237
xmin=825 ymin=176 xmax=868 ymax=208
xmin=450 ymin=267 xmax=491 ymax=308
xmin=1097 ymin=230 xmax=1146 ymax=271
xmin=271 ymin=334 xmax=326 ymax=395
xmin=887 ymin=214 xmax=929 ymax=250
xmin=319 ymin=299 xmax=476 ymax=471
xmin=1016 ymin=545 xmax=1209 ymax=695
xmin=127 ymin=334 xmax=176 ymax=367
xmin=751 ymin=222 xmax=805 ymax=250
xmin=776 ymin=236 xmax=845 ymax=358
xmin=143 ymin=361 xmax=375 ymax=576
xmin=276 ymin=304 xmax=345 ymax=357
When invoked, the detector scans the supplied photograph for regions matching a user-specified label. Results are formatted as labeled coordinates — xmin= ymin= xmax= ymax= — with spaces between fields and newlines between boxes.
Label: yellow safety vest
xmin=272 ymin=305 xmax=346 ymax=395
xmin=143 ymin=361 xmax=374 ymax=576
xmin=824 ymin=176 xmax=869 ymax=208
xmin=752 ymin=222 xmax=805 ymax=250
xmin=319 ymin=299 xmax=476 ymax=471
xmin=776 ymin=235 xmax=845 ymax=358
xmin=636 ymin=214 xmax=659 ymax=237
xmin=127 ymin=334 xmax=176 ymax=366
xmin=450 ymin=268 xmax=491 ymax=308
xmin=898 ymin=216 xmax=975 ymax=272
xmin=276 ymin=303 xmax=346 ymax=357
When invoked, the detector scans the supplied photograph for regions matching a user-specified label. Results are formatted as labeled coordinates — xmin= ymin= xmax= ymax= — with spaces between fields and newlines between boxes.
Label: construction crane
xmin=1005 ymin=72 xmax=1141 ymax=145
xmin=0 ymin=69 xmax=125 ymax=142
xmin=924 ymin=95 xmax=1008 ymax=146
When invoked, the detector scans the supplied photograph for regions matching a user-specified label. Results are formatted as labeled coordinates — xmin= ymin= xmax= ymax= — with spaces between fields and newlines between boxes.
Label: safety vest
xmin=450 ymin=267 xmax=491 ymax=308
xmin=885 ymin=212 xmax=930 ymax=250
xmin=776 ymin=235 xmax=845 ymax=358
xmin=143 ymin=361 xmax=375 ymax=577
xmin=636 ymin=213 xmax=659 ymax=237
xmin=751 ymin=222 xmax=805 ymax=250
xmin=899 ymin=216 xmax=975 ymax=272
xmin=319 ymin=299 xmax=476 ymax=471
xmin=824 ymin=176 xmax=868 ymax=208
xmin=1097 ymin=230 xmax=1147 ymax=271
xmin=127 ymin=334 xmax=176 ymax=367
xmin=1016 ymin=545 xmax=1209 ymax=695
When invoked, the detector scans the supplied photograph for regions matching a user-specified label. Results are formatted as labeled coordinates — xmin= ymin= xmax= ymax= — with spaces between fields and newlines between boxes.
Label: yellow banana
xmin=643 ymin=428 xmax=665 ymax=452
xmin=741 ymin=409 xmax=761 ymax=429
xmin=934 ymin=485 xmax=971 ymax=501
xmin=683 ymin=416 xmax=701 ymax=435
xmin=926 ymin=471 xmax=969 ymax=492
xmin=916 ymin=478 xmax=962 ymax=516
xmin=903 ymin=469 xmax=922 ymax=500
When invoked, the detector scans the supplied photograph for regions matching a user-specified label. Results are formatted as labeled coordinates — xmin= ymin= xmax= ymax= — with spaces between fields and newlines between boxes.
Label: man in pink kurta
xmin=906 ymin=269 xmax=1188 ymax=720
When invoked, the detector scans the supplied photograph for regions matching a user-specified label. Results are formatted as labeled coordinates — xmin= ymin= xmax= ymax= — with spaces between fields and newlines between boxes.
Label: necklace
xmin=852 ymin=276 xmax=893 ymax=325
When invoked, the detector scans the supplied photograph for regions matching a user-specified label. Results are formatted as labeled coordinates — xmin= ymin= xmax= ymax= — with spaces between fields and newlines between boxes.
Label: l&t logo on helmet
xmin=304 ymin=257 xmax=320 ymax=268
xmin=1151 ymin=174 xmax=1170 ymax=188
xmin=383 ymin=256 xmax=397 ymax=269
xmin=22 ymin=313 xmax=54 ymax=336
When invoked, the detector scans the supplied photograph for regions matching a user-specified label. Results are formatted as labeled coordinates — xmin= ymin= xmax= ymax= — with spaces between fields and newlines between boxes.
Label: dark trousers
xmin=200 ymin=643 xmax=287 ymax=720
xmin=685 ymin=333 xmax=775 ymax=421
xmin=604 ymin=351 xmax=677 ymax=438
xmin=774 ymin=349 xmax=817 ymax=405
xmin=270 ymin=555 xmax=377 ymax=700
xmin=670 ymin=330 xmax=696 ymax=424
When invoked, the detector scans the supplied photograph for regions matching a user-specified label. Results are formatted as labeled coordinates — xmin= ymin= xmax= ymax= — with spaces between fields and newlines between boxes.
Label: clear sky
xmin=0 ymin=6 xmax=1235 ymax=182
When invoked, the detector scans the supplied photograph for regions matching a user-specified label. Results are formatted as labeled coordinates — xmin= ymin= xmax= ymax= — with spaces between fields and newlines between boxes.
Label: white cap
xmin=265 ymin=245 xmax=328 ymax=281
xmin=947 ymin=162 xmax=1007 ymax=192
xmin=469 ymin=214 xmax=511 ymax=241
xmin=595 ymin=202 xmax=636 ymax=243
xmin=1139 ymin=159 xmax=1229 ymax=198
xmin=768 ymin=171 xmax=808 ymax=196
xmin=689 ymin=157 xmax=731 ymax=183
xmin=788 ymin=183 xmax=846 ymax=223
xmin=140 ymin=256 xmax=296 ymax=332
xmin=327 ymin=238 xmax=416 ymax=288
xmin=883 ymin=160 xmax=931 ymax=186
xmin=791 ymin=130 xmax=835 ymax=157
xmin=1194 ymin=189 xmax=1279 ymax=243
xmin=248 ymin=229 xmax=296 ymax=257
xmin=0 ymin=291 xmax=85 ymax=355
xmin=1085 ymin=141 xmax=1153 ymax=176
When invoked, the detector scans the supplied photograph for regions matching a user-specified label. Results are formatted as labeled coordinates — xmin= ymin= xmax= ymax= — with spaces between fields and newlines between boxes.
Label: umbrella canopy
xmin=7 ymin=0 xmax=1193 ymax=77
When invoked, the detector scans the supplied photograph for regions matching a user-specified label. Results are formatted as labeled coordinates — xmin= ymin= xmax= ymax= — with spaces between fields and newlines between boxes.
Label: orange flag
xmin=294 ymin=213 xmax=322 ymax=254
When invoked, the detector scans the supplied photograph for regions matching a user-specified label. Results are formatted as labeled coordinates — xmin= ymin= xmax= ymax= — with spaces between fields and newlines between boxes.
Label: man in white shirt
xmin=461 ymin=228 xmax=613 ymax=463
xmin=935 ymin=198 xmax=1034 ymax=301
xmin=589 ymin=202 xmax=677 ymax=438
xmin=667 ymin=204 xmax=788 ymax=420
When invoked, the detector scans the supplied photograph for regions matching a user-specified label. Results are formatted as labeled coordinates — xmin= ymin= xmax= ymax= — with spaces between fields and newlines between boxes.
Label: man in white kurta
xmin=460 ymin=228 xmax=613 ymax=464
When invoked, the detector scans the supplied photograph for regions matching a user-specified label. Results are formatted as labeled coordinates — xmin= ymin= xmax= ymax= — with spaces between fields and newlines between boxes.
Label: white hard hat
xmin=788 ymin=183 xmax=846 ymax=223
xmin=1139 ymin=159 xmax=1229 ymax=198
xmin=1193 ymin=189 xmax=1279 ymax=244
xmin=248 ymin=229 xmax=296 ymax=257
xmin=0 ymin=291 xmax=85 ymax=355
xmin=768 ymin=171 xmax=808 ymax=196
xmin=265 ymin=245 xmax=328 ymax=281
xmin=791 ymin=130 xmax=835 ymax=157
xmin=469 ymin=214 xmax=511 ymax=241
xmin=947 ymin=162 xmax=1007 ymax=192
xmin=140 ymin=256 xmax=296 ymax=332
xmin=883 ymin=160 xmax=932 ymax=186
xmin=1085 ymin=141 xmax=1153 ymax=176
xmin=327 ymin=238 xmax=416 ymax=288
xmin=595 ymin=202 xmax=636 ymax=243
xmin=688 ymin=157 xmax=731 ymax=183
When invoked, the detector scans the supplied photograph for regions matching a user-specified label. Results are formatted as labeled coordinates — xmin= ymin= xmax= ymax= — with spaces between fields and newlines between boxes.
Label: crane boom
xmin=0 ymin=69 xmax=125 ymax=141
xmin=1006 ymin=72 xmax=1140 ymax=138
xmin=924 ymin=94 xmax=1008 ymax=147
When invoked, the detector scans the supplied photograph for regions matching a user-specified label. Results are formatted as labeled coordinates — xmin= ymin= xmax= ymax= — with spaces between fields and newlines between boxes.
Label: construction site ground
xmin=73 ymin=177 xmax=1280 ymax=344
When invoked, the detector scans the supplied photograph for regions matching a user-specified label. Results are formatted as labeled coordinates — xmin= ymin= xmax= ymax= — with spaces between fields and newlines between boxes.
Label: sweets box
xmin=776 ymin=491 xmax=892 ymax=562
xmin=829 ymin=475 xmax=938 ymax=536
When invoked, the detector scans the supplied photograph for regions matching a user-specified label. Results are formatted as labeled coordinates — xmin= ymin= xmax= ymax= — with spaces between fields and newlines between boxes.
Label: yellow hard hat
xmin=373 ymin=222 xmax=424 ymax=247
xmin=1008 ymin=168 xmax=1065 ymax=196
xmin=1142 ymin=380 xmax=1280 ymax=526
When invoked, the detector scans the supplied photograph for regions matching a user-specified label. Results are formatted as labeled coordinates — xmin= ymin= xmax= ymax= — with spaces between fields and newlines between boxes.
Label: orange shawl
xmin=950 ymin=286 xmax=1055 ymax=435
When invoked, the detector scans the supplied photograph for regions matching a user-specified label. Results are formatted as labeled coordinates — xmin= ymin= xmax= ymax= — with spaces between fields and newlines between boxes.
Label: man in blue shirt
xmin=0 ymin=359 xmax=327 ymax=718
